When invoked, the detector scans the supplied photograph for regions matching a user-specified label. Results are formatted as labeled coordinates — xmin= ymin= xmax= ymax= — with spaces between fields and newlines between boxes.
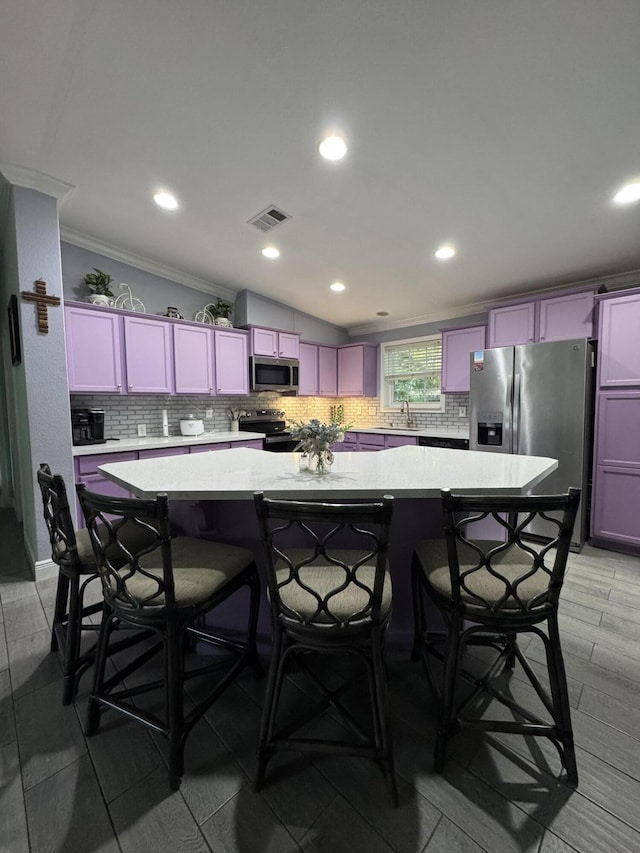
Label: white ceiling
xmin=2 ymin=0 xmax=640 ymax=333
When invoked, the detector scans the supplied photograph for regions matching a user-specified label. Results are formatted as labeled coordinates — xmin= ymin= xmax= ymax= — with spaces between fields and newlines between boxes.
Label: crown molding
xmin=0 ymin=164 xmax=75 ymax=202
xmin=59 ymin=227 xmax=236 ymax=300
xmin=346 ymin=268 xmax=640 ymax=336
xmin=347 ymin=299 xmax=496 ymax=337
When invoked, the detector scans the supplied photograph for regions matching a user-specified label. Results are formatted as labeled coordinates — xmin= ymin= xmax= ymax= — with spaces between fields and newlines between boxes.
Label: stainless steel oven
xmin=238 ymin=409 xmax=298 ymax=452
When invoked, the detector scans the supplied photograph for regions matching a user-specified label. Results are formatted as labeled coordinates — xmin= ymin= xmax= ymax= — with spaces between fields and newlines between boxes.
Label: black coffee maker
xmin=71 ymin=408 xmax=106 ymax=445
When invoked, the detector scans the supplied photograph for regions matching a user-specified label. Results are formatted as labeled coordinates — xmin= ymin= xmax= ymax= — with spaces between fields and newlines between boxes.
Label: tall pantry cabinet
xmin=591 ymin=289 xmax=640 ymax=554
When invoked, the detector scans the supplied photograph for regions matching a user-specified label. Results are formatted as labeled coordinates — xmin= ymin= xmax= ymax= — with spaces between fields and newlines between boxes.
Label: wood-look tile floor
xmin=2 ymin=506 xmax=640 ymax=853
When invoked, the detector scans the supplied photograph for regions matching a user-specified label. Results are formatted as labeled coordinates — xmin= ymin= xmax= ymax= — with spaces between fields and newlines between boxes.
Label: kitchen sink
xmin=381 ymin=427 xmax=422 ymax=433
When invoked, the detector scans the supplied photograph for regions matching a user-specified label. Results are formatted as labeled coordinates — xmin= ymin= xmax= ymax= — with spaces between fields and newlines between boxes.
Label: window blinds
xmin=383 ymin=338 xmax=442 ymax=380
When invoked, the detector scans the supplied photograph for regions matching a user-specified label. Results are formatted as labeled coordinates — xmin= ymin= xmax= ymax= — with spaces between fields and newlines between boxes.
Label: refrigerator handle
xmin=512 ymin=372 xmax=521 ymax=452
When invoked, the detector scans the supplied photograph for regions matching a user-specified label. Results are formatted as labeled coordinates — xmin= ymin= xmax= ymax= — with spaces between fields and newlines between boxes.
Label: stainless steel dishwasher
xmin=417 ymin=435 xmax=469 ymax=450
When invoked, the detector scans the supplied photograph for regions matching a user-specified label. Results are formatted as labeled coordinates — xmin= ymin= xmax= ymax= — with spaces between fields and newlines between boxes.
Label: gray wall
xmin=234 ymin=289 xmax=349 ymax=345
xmin=352 ymin=312 xmax=488 ymax=345
xmin=0 ymin=184 xmax=74 ymax=571
xmin=61 ymin=242 xmax=223 ymax=321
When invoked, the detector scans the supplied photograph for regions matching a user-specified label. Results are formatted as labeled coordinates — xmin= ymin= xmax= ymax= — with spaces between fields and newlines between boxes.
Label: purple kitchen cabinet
xmin=488 ymin=289 xmax=595 ymax=348
xmin=173 ymin=323 xmax=214 ymax=395
xmin=277 ymin=331 xmax=299 ymax=359
xmin=189 ymin=443 xmax=231 ymax=452
xmin=338 ymin=343 xmax=379 ymax=397
xmin=318 ymin=345 xmax=338 ymax=396
xmin=343 ymin=432 xmax=358 ymax=450
xmin=138 ymin=448 xmax=189 ymax=459
xmin=597 ymin=292 xmax=640 ymax=387
xmin=298 ymin=342 xmax=319 ymax=396
xmin=441 ymin=324 xmax=486 ymax=393
xmin=123 ymin=315 xmax=174 ymax=394
xmin=65 ymin=305 xmax=125 ymax=393
xmin=537 ymin=290 xmax=595 ymax=342
xmin=591 ymin=288 xmax=640 ymax=552
xmin=385 ymin=434 xmax=418 ymax=448
xmin=591 ymin=465 xmax=640 ymax=551
xmin=74 ymin=451 xmax=137 ymax=528
xmin=250 ymin=327 xmax=300 ymax=358
xmin=487 ymin=302 xmax=535 ymax=347
xmin=214 ymin=329 xmax=249 ymax=394
xmin=232 ymin=439 xmax=264 ymax=449
xmin=593 ymin=392 xmax=640 ymax=467
xmin=355 ymin=433 xmax=385 ymax=451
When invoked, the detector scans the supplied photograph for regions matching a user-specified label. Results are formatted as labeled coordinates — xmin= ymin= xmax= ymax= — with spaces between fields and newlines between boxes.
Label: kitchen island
xmin=99 ymin=444 xmax=555 ymax=500
xmin=99 ymin=446 xmax=558 ymax=645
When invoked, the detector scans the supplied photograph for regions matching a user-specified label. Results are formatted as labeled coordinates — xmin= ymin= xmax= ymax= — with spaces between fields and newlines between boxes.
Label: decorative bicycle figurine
xmin=114 ymin=283 xmax=145 ymax=312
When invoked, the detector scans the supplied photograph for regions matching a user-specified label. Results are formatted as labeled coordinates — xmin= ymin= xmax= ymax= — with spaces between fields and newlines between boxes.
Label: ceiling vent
xmin=247 ymin=205 xmax=291 ymax=232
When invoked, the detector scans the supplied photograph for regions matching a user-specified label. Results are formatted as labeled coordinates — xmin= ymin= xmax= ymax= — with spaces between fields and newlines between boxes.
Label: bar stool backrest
xmin=37 ymin=463 xmax=81 ymax=573
xmin=441 ymin=487 xmax=581 ymax=616
xmin=76 ymin=485 xmax=172 ymax=613
xmin=254 ymin=493 xmax=394 ymax=631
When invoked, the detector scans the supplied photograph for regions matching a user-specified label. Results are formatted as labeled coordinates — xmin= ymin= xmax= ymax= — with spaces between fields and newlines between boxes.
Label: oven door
xmin=263 ymin=434 xmax=299 ymax=452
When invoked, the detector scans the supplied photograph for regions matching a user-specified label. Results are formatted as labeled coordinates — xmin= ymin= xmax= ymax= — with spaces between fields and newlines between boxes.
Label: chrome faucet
xmin=400 ymin=400 xmax=416 ymax=428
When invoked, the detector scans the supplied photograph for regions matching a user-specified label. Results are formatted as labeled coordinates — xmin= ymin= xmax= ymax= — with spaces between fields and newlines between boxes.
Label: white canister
xmin=230 ymin=421 xmax=239 ymax=433
xmin=179 ymin=417 xmax=204 ymax=436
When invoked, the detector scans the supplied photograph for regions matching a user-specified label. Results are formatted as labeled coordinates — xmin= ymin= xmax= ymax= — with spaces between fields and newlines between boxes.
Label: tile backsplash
xmin=69 ymin=392 xmax=470 ymax=438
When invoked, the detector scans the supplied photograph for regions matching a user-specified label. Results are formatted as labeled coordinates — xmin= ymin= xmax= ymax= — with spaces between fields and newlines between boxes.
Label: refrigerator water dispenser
xmin=477 ymin=420 xmax=503 ymax=447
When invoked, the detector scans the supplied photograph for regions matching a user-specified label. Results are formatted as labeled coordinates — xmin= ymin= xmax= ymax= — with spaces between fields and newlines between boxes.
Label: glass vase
xmin=308 ymin=446 xmax=334 ymax=475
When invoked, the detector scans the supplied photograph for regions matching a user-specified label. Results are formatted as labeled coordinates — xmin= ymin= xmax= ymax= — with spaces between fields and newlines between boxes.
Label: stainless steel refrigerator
xmin=469 ymin=338 xmax=595 ymax=548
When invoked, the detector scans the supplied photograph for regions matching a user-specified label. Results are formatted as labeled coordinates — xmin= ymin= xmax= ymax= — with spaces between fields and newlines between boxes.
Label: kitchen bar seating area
xmin=3 ymin=446 xmax=640 ymax=851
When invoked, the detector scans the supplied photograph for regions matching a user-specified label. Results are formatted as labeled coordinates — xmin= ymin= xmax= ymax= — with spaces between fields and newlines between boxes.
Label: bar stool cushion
xmin=414 ymin=539 xmax=549 ymax=609
xmin=126 ymin=537 xmax=256 ymax=607
xmin=274 ymin=548 xmax=392 ymax=624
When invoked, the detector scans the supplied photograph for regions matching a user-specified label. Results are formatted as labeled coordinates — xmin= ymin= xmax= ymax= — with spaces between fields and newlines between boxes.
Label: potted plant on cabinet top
xmin=206 ymin=298 xmax=234 ymax=327
xmin=83 ymin=268 xmax=115 ymax=307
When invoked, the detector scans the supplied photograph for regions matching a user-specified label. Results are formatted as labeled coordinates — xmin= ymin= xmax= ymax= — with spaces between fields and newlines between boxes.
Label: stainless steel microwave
xmin=249 ymin=356 xmax=299 ymax=393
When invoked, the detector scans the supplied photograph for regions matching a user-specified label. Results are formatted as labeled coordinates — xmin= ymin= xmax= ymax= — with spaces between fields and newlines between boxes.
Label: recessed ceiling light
xmin=613 ymin=181 xmax=640 ymax=205
xmin=153 ymin=191 xmax=178 ymax=210
xmin=330 ymin=281 xmax=346 ymax=292
xmin=319 ymin=136 xmax=347 ymax=161
xmin=434 ymin=244 xmax=456 ymax=260
xmin=261 ymin=246 xmax=280 ymax=259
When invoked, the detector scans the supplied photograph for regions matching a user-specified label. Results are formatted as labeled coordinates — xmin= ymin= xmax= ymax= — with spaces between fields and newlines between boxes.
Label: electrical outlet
xmin=458 ymin=407 xmax=467 ymax=418
xmin=137 ymin=423 xmax=147 ymax=437
xmin=205 ymin=408 xmax=213 ymax=419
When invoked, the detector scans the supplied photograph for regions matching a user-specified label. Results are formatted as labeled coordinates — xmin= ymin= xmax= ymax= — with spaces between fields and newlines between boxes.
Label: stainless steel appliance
xmin=418 ymin=435 xmax=469 ymax=450
xmin=249 ymin=356 xmax=299 ymax=393
xmin=469 ymin=338 xmax=595 ymax=548
xmin=71 ymin=408 xmax=106 ymax=446
xmin=238 ymin=409 xmax=299 ymax=452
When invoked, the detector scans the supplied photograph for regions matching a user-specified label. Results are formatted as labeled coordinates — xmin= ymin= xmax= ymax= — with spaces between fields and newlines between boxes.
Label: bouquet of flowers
xmin=289 ymin=418 xmax=352 ymax=474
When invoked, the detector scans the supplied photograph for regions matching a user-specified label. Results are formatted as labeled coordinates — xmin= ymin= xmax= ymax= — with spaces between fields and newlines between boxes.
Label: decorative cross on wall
xmin=21 ymin=279 xmax=61 ymax=333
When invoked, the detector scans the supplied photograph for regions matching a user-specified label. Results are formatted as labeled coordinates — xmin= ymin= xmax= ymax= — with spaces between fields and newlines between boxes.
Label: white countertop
xmin=72 ymin=431 xmax=265 ymax=456
xmin=98 ymin=445 xmax=557 ymax=500
xmin=349 ymin=426 xmax=470 ymax=439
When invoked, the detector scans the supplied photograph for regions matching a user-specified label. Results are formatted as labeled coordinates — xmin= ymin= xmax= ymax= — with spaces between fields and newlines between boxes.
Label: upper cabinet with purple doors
xmin=487 ymin=289 xmax=595 ymax=348
xmin=337 ymin=343 xmax=378 ymax=397
xmin=318 ymin=345 xmax=338 ymax=396
xmin=298 ymin=341 xmax=319 ymax=396
xmin=65 ymin=305 xmax=125 ymax=393
xmin=441 ymin=324 xmax=486 ymax=393
xmin=249 ymin=326 xmax=299 ymax=359
xmin=123 ymin=315 xmax=174 ymax=394
xmin=214 ymin=328 xmax=249 ymax=394
xmin=173 ymin=323 xmax=214 ymax=395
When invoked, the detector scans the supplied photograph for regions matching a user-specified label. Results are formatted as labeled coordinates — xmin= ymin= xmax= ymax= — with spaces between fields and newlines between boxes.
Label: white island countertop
xmin=98 ymin=445 xmax=557 ymax=501
xmin=72 ymin=431 xmax=266 ymax=456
